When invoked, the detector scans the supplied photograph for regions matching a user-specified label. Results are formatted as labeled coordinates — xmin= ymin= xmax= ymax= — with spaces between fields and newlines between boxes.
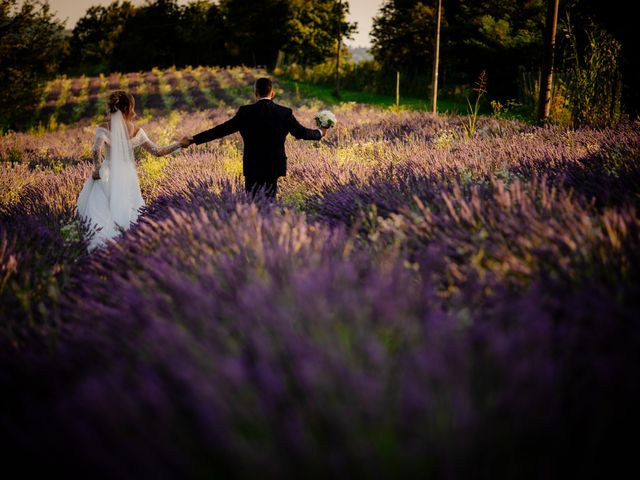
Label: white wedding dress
xmin=77 ymin=111 xmax=181 ymax=251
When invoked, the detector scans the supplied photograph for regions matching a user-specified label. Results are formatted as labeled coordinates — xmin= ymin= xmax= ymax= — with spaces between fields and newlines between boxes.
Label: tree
xmin=284 ymin=0 xmax=355 ymax=66
xmin=111 ymin=0 xmax=183 ymax=71
xmin=68 ymin=1 xmax=135 ymax=73
xmin=0 ymin=0 xmax=67 ymax=131
xmin=442 ymin=0 xmax=545 ymax=99
xmin=70 ymin=0 xmax=225 ymax=72
xmin=371 ymin=1 xmax=437 ymax=74
xmin=219 ymin=0 xmax=355 ymax=70
xmin=66 ymin=0 xmax=357 ymax=75
xmin=371 ymin=1 xmax=546 ymax=99
xmin=177 ymin=1 xmax=225 ymax=67
xmin=220 ymin=0 xmax=291 ymax=68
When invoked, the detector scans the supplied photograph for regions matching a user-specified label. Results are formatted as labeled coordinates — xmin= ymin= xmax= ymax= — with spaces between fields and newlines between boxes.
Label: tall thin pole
xmin=431 ymin=0 xmax=442 ymax=114
xmin=537 ymin=0 xmax=560 ymax=124
xmin=335 ymin=0 xmax=342 ymax=97
xmin=396 ymin=71 xmax=400 ymax=108
xmin=336 ymin=35 xmax=341 ymax=96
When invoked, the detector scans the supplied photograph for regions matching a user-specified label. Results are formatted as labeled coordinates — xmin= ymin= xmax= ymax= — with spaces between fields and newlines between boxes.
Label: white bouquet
xmin=315 ymin=110 xmax=337 ymax=129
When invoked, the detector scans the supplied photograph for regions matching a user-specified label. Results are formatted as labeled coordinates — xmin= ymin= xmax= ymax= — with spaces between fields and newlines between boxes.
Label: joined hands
xmin=179 ymin=136 xmax=194 ymax=148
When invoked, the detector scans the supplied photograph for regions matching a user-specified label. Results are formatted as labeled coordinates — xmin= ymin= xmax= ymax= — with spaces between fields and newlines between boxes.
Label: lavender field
xmin=1 ymin=72 xmax=640 ymax=478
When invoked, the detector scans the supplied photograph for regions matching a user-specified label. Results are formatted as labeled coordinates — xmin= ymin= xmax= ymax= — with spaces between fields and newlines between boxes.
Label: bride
xmin=77 ymin=90 xmax=188 ymax=251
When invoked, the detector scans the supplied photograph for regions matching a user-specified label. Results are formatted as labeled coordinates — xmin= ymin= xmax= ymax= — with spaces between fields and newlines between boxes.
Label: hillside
xmin=31 ymin=67 xmax=270 ymax=129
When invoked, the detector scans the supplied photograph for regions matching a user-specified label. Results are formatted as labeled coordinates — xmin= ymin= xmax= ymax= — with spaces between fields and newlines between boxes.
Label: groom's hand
xmin=179 ymin=136 xmax=194 ymax=148
xmin=320 ymin=127 xmax=329 ymax=137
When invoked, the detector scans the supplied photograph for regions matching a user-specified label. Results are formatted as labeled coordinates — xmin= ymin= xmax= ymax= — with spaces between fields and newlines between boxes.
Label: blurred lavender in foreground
xmin=1 ymin=107 xmax=639 ymax=478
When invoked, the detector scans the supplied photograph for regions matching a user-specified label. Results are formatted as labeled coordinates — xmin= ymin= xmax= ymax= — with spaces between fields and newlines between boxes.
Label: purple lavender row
xmin=0 ymin=111 xmax=639 ymax=477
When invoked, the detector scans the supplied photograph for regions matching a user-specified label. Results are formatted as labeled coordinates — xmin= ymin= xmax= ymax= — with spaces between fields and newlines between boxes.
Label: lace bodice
xmin=91 ymin=127 xmax=181 ymax=173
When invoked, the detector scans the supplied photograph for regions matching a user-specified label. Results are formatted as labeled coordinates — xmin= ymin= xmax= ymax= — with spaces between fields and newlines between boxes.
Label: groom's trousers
xmin=245 ymin=175 xmax=278 ymax=199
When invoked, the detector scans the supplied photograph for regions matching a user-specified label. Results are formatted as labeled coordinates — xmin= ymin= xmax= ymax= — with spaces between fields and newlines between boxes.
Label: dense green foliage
xmin=67 ymin=0 xmax=224 ymax=73
xmin=371 ymin=0 xmax=546 ymax=99
xmin=282 ymin=0 xmax=356 ymax=65
xmin=0 ymin=0 xmax=66 ymax=131
xmin=66 ymin=1 xmax=135 ymax=72
xmin=371 ymin=0 xmax=437 ymax=74
xmin=563 ymin=0 xmax=638 ymax=116
xmin=67 ymin=0 xmax=354 ymax=73
xmin=560 ymin=19 xmax=624 ymax=126
xmin=289 ymin=0 xmax=634 ymax=123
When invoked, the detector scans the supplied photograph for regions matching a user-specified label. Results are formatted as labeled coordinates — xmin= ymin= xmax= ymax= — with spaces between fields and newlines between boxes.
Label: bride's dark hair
xmin=108 ymin=90 xmax=134 ymax=114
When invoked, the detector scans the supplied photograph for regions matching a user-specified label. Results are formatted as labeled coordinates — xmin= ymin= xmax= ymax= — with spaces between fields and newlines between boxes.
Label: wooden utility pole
xmin=537 ymin=0 xmax=560 ymax=124
xmin=335 ymin=35 xmax=342 ymax=97
xmin=335 ymin=0 xmax=342 ymax=97
xmin=431 ymin=0 xmax=442 ymax=114
xmin=396 ymin=71 xmax=400 ymax=108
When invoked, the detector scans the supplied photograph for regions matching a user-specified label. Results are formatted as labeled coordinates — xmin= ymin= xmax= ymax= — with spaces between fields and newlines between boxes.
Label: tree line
xmin=0 ymin=0 xmax=635 ymax=130
xmin=280 ymin=0 xmax=631 ymax=125
xmin=67 ymin=0 xmax=354 ymax=74
xmin=368 ymin=0 xmax=634 ymax=120
xmin=372 ymin=0 xmax=548 ymax=101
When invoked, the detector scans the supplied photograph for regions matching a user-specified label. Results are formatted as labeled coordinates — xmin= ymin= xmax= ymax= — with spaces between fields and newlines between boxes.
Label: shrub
xmin=560 ymin=19 xmax=625 ymax=127
xmin=0 ymin=0 xmax=67 ymax=131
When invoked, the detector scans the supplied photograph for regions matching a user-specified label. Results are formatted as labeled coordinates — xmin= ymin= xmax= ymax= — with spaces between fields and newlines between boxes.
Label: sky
xmin=44 ymin=0 xmax=385 ymax=48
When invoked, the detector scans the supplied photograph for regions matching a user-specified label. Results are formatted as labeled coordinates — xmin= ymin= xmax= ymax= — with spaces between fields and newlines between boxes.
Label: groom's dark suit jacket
xmin=193 ymin=99 xmax=322 ymax=179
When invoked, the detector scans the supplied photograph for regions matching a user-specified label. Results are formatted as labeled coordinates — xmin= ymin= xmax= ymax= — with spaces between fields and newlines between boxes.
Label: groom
xmin=181 ymin=77 xmax=327 ymax=198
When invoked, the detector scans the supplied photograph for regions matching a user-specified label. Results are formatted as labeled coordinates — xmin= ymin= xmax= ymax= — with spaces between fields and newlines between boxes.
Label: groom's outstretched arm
xmin=288 ymin=110 xmax=323 ymax=141
xmin=193 ymin=110 xmax=242 ymax=145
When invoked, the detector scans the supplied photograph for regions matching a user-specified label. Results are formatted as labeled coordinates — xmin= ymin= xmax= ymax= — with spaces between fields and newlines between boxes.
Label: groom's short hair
xmin=255 ymin=77 xmax=273 ymax=97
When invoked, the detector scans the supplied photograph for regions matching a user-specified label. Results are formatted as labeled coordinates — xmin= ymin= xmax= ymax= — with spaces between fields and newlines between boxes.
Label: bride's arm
xmin=138 ymin=129 xmax=181 ymax=157
xmin=91 ymin=130 xmax=107 ymax=179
